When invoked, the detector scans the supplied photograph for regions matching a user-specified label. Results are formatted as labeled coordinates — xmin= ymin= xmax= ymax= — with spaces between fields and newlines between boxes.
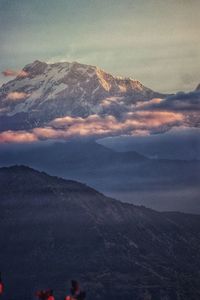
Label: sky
xmin=0 ymin=0 xmax=200 ymax=93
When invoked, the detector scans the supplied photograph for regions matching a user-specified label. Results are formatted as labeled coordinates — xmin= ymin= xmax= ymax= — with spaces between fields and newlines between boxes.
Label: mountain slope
xmin=0 ymin=60 xmax=164 ymax=131
xmin=1 ymin=166 xmax=200 ymax=300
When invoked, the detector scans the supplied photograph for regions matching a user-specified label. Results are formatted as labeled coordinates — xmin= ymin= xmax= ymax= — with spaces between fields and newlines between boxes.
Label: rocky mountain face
xmin=1 ymin=166 xmax=200 ymax=300
xmin=0 ymin=60 xmax=163 ymax=131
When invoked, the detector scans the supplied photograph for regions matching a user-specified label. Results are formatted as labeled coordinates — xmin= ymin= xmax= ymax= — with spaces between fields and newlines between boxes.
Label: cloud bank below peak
xmin=0 ymin=110 xmax=184 ymax=144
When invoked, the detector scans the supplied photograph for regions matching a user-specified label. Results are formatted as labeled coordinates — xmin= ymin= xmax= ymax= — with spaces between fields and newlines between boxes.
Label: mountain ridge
xmin=0 ymin=139 xmax=199 ymax=213
xmin=1 ymin=165 xmax=200 ymax=300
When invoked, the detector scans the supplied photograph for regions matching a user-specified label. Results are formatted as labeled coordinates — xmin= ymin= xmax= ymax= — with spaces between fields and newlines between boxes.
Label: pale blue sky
xmin=0 ymin=0 xmax=200 ymax=92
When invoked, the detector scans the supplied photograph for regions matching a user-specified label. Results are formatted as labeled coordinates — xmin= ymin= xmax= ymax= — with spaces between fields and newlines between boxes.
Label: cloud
xmin=17 ymin=70 xmax=29 ymax=78
xmin=53 ymin=111 xmax=184 ymax=136
xmin=0 ymin=130 xmax=37 ymax=143
xmin=2 ymin=69 xmax=17 ymax=77
xmin=0 ymin=111 xmax=185 ymax=144
xmin=52 ymin=111 xmax=183 ymax=130
xmin=2 ymin=69 xmax=29 ymax=78
xmin=135 ymin=98 xmax=164 ymax=109
xmin=50 ymin=115 xmax=117 ymax=137
xmin=125 ymin=111 xmax=184 ymax=128
xmin=6 ymin=91 xmax=29 ymax=101
xmin=143 ymin=91 xmax=200 ymax=112
xmin=32 ymin=127 xmax=67 ymax=140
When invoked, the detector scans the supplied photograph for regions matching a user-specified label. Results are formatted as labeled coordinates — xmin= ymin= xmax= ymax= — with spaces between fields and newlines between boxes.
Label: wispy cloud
xmin=141 ymin=91 xmax=200 ymax=112
xmin=135 ymin=98 xmax=164 ymax=109
xmin=6 ymin=92 xmax=29 ymax=101
xmin=2 ymin=69 xmax=18 ymax=77
xmin=2 ymin=69 xmax=29 ymax=78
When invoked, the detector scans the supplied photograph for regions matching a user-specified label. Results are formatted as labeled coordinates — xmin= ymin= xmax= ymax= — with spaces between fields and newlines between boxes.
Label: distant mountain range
xmin=0 ymin=60 xmax=164 ymax=131
xmin=1 ymin=165 xmax=200 ymax=300
xmin=98 ymin=127 xmax=200 ymax=161
xmin=0 ymin=140 xmax=199 ymax=213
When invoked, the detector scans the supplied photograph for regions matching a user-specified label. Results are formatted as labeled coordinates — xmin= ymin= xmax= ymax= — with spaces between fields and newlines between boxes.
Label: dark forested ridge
xmin=1 ymin=166 xmax=200 ymax=300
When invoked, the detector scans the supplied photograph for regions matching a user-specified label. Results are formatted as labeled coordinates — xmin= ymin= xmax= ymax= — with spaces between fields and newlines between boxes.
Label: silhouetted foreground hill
xmin=1 ymin=166 xmax=200 ymax=300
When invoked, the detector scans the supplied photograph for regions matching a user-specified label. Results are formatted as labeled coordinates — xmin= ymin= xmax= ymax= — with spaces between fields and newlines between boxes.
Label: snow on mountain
xmin=0 ymin=60 xmax=163 ymax=125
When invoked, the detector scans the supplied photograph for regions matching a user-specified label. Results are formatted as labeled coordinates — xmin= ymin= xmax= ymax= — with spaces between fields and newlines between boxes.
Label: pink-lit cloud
xmin=0 ymin=130 xmax=37 ymax=143
xmin=125 ymin=111 xmax=184 ymax=128
xmin=101 ymin=97 xmax=122 ymax=107
xmin=135 ymin=98 xmax=163 ymax=109
xmin=0 ymin=111 xmax=185 ymax=144
xmin=17 ymin=70 xmax=29 ymax=78
xmin=51 ymin=111 xmax=184 ymax=134
xmin=2 ymin=69 xmax=17 ymax=77
xmin=6 ymin=91 xmax=29 ymax=101
xmin=2 ymin=69 xmax=29 ymax=78
xmin=33 ymin=127 xmax=67 ymax=140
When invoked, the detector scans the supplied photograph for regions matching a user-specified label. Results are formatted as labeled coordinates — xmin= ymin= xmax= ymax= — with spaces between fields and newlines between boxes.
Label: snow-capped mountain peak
xmin=0 ymin=60 xmax=163 ymax=129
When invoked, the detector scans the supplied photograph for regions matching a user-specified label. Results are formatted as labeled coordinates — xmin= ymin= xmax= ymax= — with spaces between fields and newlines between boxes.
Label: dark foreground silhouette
xmin=1 ymin=277 xmax=86 ymax=300
xmin=0 ymin=273 xmax=4 ymax=296
xmin=1 ymin=166 xmax=200 ymax=300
